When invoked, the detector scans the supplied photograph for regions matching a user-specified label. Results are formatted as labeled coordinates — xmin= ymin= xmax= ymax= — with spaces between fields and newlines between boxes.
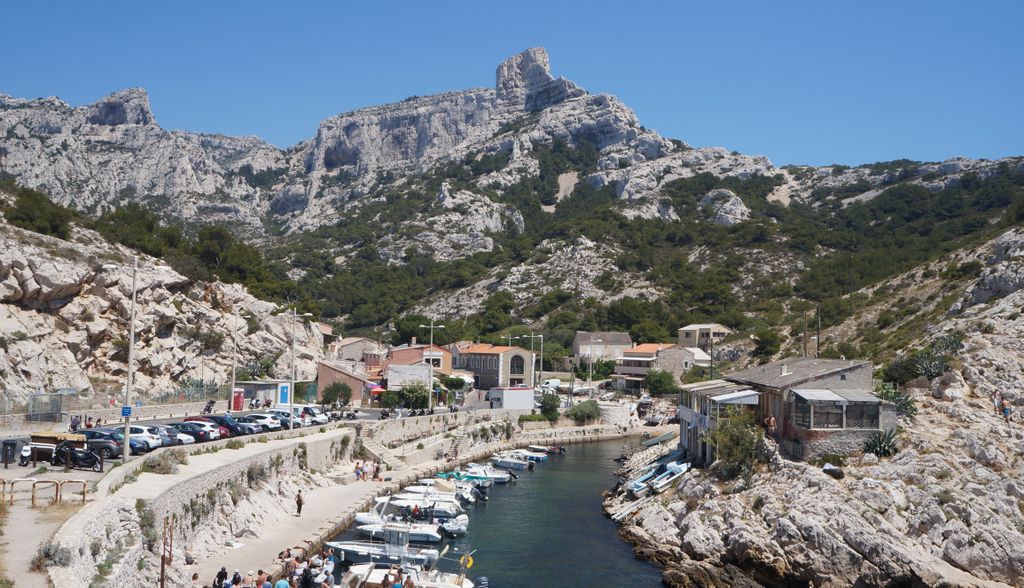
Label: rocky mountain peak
xmin=495 ymin=47 xmax=585 ymax=111
xmin=86 ymin=87 xmax=155 ymax=126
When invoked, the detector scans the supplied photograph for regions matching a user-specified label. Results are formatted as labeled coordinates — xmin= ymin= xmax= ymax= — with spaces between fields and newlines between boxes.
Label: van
xmin=540 ymin=378 xmax=561 ymax=391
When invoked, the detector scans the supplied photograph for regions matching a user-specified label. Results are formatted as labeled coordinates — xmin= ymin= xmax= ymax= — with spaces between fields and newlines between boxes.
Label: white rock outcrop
xmin=700 ymin=188 xmax=751 ymax=225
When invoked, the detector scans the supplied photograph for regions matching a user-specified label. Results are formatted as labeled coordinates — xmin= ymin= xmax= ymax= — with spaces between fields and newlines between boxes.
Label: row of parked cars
xmin=76 ymin=405 xmax=330 ymax=458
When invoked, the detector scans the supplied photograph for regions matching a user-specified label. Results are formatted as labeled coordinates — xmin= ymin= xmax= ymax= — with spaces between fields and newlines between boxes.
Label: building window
xmin=845 ymin=403 xmax=879 ymax=429
xmin=510 ymin=355 xmax=525 ymax=375
xmin=684 ymin=332 xmax=692 ymax=339
xmin=840 ymin=374 xmax=847 ymax=381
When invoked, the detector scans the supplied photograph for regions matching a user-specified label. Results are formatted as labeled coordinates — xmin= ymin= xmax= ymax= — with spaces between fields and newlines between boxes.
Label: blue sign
xmin=121 ymin=406 xmax=132 ymax=417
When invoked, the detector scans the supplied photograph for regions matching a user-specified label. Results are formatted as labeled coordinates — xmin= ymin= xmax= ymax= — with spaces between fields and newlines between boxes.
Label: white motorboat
xmin=624 ymin=462 xmax=662 ymax=497
xmin=327 ymin=526 xmax=440 ymax=567
xmin=341 ymin=562 xmax=475 ymax=588
xmin=357 ymin=522 xmax=444 ymax=543
xmin=490 ymin=452 xmax=531 ymax=470
xmin=648 ymin=461 xmax=690 ymax=494
xmin=376 ymin=496 xmax=466 ymax=520
xmin=509 ymin=448 xmax=548 ymax=462
xmin=462 ymin=463 xmax=513 ymax=484
xmin=418 ymin=478 xmax=488 ymax=503
xmin=355 ymin=499 xmax=470 ymax=536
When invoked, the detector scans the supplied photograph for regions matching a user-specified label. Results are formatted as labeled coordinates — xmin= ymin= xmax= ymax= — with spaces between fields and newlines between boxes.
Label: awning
xmin=710 ymin=389 xmax=759 ymax=405
xmin=614 ymin=356 xmax=656 ymax=361
xmin=793 ymin=389 xmax=845 ymax=402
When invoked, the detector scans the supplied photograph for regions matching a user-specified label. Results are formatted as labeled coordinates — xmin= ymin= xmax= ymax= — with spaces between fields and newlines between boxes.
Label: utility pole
xmin=290 ymin=308 xmax=312 ymax=429
xmin=231 ymin=311 xmax=253 ymax=412
xmin=124 ymin=257 xmax=138 ymax=464
xmin=803 ymin=314 xmax=809 ymax=358
xmin=419 ymin=318 xmax=446 ymax=409
xmin=588 ymin=335 xmax=603 ymax=398
xmin=523 ymin=334 xmax=543 ymax=388
xmin=816 ymin=304 xmax=821 ymax=358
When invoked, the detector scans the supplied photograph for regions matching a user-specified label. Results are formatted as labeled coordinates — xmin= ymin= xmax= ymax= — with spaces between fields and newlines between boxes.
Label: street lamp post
xmin=103 ymin=259 xmax=138 ymax=464
xmin=231 ymin=311 xmax=254 ymax=411
xmin=523 ymin=334 xmax=544 ymax=389
xmin=290 ymin=309 xmax=313 ymax=430
xmin=419 ymin=319 xmax=446 ymax=410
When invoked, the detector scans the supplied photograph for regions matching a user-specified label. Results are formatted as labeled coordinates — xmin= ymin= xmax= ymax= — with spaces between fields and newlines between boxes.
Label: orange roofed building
xmin=611 ymin=343 xmax=701 ymax=393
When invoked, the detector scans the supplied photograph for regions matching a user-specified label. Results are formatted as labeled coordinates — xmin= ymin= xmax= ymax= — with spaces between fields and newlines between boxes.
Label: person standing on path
xmin=296 ymin=489 xmax=304 ymax=516
xmin=1002 ymin=397 xmax=1012 ymax=424
xmin=993 ymin=391 xmax=1002 ymax=415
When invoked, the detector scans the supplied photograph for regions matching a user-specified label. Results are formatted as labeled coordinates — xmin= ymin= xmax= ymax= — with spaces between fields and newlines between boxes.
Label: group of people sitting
xmin=278 ymin=546 xmax=337 ymax=587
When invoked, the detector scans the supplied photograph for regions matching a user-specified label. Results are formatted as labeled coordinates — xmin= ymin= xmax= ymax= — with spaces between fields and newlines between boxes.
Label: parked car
xmin=151 ymin=424 xmax=195 ymax=445
xmin=80 ymin=429 xmax=123 ymax=459
xmin=208 ymin=414 xmax=258 ymax=436
xmin=146 ymin=425 xmax=176 ymax=448
xmin=128 ymin=425 xmax=162 ymax=451
xmin=98 ymin=428 xmax=147 ymax=455
xmin=247 ymin=413 xmax=283 ymax=431
xmin=168 ymin=422 xmax=210 ymax=443
xmin=182 ymin=420 xmax=221 ymax=440
xmin=267 ymin=409 xmax=303 ymax=428
xmin=236 ymin=416 xmax=269 ymax=433
xmin=185 ymin=417 xmax=230 ymax=439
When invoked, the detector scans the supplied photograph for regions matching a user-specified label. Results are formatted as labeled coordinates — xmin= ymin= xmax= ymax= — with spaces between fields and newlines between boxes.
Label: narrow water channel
xmin=332 ymin=437 xmax=664 ymax=587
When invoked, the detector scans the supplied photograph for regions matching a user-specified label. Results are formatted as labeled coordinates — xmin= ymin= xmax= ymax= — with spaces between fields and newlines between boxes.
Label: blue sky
xmin=2 ymin=1 xmax=1021 ymax=166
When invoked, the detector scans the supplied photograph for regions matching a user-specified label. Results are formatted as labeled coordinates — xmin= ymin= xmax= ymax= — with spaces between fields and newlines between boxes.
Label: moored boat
xmin=648 ymin=461 xmax=689 ymax=494
xmin=490 ymin=452 xmax=531 ymax=470
xmin=357 ymin=522 xmax=444 ymax=543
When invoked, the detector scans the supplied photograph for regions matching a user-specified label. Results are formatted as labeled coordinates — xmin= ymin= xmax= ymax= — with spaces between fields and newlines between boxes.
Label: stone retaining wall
xmin=368 ymin=409 xmax=530 ymax=447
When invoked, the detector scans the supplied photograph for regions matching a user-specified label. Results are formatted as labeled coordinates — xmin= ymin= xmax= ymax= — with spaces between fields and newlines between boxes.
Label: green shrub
xmin=565 ymin=400 xmax=601 ymax=423
xmin=864 ymin=429 xmax=899 ymax=457
xmin=539 ymin=393 xmax=560 ymax=422
xmin=225 ymin=439 xmax=245 ymax=450
xmin=518 ymin=414 xmax=548 ymax=423
xmin=31 ymin=541 xmax=72 ymax=571
xmin=874 ymin=381 xmax=917 ymax=418
xmin=702 ymin=406 xmax=763 ymax=487
xmin=5 ymin=186 xmax=75 ymax=239
xmin=812 ymin=453 xmax=846 ymax=468
xmin=644 ymin=369 xmax=678 ymax=395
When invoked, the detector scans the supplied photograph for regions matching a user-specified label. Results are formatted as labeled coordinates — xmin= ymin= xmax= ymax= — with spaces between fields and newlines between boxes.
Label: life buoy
xmin=460 ymin=554 xmax=474 ymax=569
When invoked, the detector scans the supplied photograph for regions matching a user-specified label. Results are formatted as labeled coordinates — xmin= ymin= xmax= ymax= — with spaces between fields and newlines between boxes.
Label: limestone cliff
xmin=0 ymin=191 xmax=323 ymax=406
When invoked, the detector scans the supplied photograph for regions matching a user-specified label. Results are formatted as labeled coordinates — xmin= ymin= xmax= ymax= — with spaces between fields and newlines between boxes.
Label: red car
xmin=184 ymin=417 xmax=231 ymax=439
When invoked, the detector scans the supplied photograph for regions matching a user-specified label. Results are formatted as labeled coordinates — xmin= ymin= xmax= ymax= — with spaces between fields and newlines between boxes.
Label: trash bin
xmin=1 ymin=440 xmax=17 ymax=467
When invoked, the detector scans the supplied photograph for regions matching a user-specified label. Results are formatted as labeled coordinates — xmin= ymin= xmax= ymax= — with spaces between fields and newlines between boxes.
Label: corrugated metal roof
xmin=793 ymin=388 xmax=845 ymax=402
xmin=833 ymin=388 xmax=881 ymax=403
xmin=710 ymin=389 xmax=760 ymax=405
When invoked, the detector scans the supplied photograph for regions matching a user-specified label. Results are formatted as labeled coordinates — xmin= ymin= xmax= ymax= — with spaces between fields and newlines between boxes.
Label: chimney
xmin=780 ymin=363 xmax=790 ymax=377
xmin=411 ymin=337 xmax=417 ymax=345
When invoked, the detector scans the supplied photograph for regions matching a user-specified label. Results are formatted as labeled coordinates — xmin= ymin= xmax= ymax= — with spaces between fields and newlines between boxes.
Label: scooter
xmin=18 ymin=445 xmax=32 ymax=467
xmin=201 ymin=400 xmax=216 ymax=415
xmin=344 ymin=411 xmax=358 ymax=420
xmin=49 ymin=440 xmax=103 ymax=472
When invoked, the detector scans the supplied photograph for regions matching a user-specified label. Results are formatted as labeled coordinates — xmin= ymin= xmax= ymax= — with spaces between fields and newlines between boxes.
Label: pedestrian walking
xmin=992 ymin=391 xmax=1002 ymax=415
xmin=296 ymin=489 xmax=304 ymax=516
xmin=1002 ymin=397 xmax=1012 ymax=424
xmin=373 ymin=460 xmax=381 ymax=481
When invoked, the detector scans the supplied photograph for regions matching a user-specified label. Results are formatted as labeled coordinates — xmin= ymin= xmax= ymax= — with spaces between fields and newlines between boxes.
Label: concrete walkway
xmin=2 ymin=501 xmax=81 ymax=587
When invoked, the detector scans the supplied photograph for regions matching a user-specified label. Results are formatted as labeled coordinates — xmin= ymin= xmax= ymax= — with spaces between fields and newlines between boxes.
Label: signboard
xmin=121 ymin=406 xmax=132 ymax=418
xmin=277 ymin=383 xmax=291 ymax=406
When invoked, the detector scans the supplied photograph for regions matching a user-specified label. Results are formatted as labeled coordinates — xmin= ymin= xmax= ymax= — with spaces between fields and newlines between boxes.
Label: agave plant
xmin=864 ymin=429 xmax=899 ymax=458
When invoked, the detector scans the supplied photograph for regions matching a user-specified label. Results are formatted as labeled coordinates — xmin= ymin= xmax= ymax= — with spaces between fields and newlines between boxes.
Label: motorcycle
xmin=18 ymin=445 xmax=32 ymax=467
xmin=49 ymin=440 xmax=103 ymax=472
xmin=201 ymin=400 xmax=216 ymax=415
xmin=344 ymin=411 xmax=358 ymax=420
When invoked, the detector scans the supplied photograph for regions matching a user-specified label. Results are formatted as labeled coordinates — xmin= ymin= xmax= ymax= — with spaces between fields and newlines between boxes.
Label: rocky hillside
xmin=0 ymin=186 xmax=323 ymax=406
xmin=2 ymin=47 xmax=1023 ymax=362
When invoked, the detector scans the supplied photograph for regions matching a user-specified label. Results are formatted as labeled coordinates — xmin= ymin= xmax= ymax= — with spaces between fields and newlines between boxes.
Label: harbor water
xmin=332 ymin=437 xmax=664 ymax=587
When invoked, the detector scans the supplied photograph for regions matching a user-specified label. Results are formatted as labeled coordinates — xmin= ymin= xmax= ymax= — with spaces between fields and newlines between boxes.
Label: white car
xmin=183 ymin=420 xmax=221 ymax=440
xmin=152 ymin=424 xmax=195 ymax=445
xmin=268 ymin=409 xmax=309 ymax=428
xmin=129 ymin=425 xmax=163 ymax=450
xmin=248 ymin=413 xmax=283 ymax=430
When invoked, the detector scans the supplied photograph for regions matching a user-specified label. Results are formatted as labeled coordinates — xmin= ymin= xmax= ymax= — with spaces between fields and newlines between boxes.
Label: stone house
xmin=724 ymin=358 xmax=897 ymax=460
xmin=677 ymin=323 xmax=733 ymax=352
xmin=611 ymin=343 xmax=694 ymax=392
xmin=460 ymin=344 xmax=536 ymax=390
xmin=330 ymin=336 xmax=382 ymax=362
xmin=316 ymin=361 xmax=372 ymax=406
xmin=677 ymin=379 xmax=760 ymax=466
xmin=571 ymin=331 xmax=633 ymax=365
xmin=387 ymin=340 xmax=453 ymax=375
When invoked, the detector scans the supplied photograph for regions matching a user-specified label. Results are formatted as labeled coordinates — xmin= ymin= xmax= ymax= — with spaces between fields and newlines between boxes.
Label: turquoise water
xmin=333 ymin=438 xmax=665 ymax=587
